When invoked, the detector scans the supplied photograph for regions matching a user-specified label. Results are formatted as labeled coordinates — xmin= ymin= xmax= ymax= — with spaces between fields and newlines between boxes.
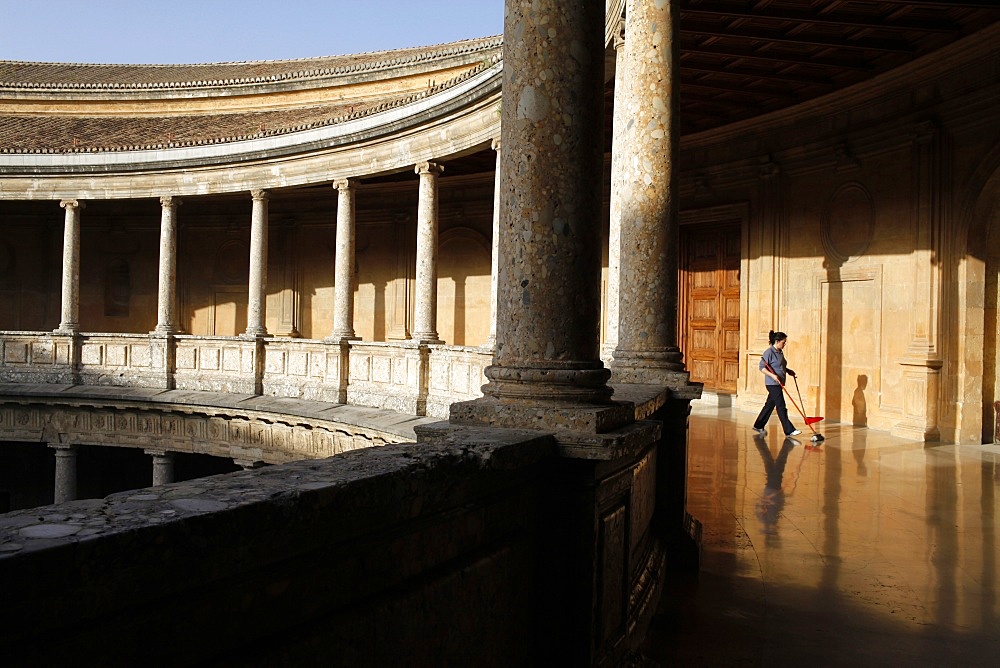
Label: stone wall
xmin=0 ymin=410 xmax=673 ymax=665
xmin=678 ymin=25 xmax=1000 ymax=444
xmin=0 ymin=431 xmax=556 ymax=665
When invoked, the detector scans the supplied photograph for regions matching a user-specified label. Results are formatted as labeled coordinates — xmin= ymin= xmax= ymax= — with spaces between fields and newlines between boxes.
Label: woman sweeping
xmin=753 ymin=330 xmax=801 ymax=438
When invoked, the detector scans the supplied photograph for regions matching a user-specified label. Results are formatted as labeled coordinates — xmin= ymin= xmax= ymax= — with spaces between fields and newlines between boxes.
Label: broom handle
xmin=763 ymin=360 xmax=816 ymax=434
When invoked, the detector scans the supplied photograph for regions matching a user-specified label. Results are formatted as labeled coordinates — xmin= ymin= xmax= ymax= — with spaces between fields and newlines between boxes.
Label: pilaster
xmin=894 ymin=120 xmax=944 ymax=441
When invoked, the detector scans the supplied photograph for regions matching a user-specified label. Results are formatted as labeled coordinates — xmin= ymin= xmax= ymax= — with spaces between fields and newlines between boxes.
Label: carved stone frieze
xmin=0 ymin=402 xmax=398 ymax=464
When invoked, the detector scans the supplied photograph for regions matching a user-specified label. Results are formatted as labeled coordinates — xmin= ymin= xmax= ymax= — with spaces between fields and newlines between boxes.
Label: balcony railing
xmin=0 ymin=331 xmax=491 ymax=417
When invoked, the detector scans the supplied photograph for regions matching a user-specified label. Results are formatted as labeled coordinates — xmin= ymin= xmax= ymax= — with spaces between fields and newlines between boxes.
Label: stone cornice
xmin=0 ymin=57 xmax=501 ymax=158
xmin=0 ymin=36 xmax=503 ymax=96
xmin=0 ymin=66 xmax=502 ymax=199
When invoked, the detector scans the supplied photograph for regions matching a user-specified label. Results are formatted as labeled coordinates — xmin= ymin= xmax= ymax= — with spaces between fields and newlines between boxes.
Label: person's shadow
xmin=853 ymin=374 xmax=868 ymax=426
xmin=752 ymin=435 xmax=798 ymax=543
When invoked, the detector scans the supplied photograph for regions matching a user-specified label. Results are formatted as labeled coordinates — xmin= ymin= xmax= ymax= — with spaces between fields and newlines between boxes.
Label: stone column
xmin=245 ymin=189 xmax=269 ymax=337
xmin=154 ymin=196 xmax=180 ymax=334
xmin=604 ymin=18 xmax=626 ymax=364
xmin=51 ymin=444 xmax=78 ymax=504
xmin=479 ymin=0 xmax=611 ymax=405
xmin=412 ymin=161 xmax=444 ymax=344
xmin=609 ymin=0 xmax=687 ymax=384
xmin=146 ymin=449 xmax=175 ymax=486
xmin=55 ymin=200 xmax=83 ymax=334
xmin=485 ymin=138 xmax=501 ymax=350
xmin=330 ymin=179 xmax=359 ymax=341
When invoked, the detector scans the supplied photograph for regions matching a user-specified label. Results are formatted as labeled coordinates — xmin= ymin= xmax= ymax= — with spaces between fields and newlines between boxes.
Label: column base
xmin=411 ymin=333 xmax=444 ymax=345
xmin=324 ymin=335 xmax=361 ymax=344
xmin=481 ymin=363 xmax=614 ymax=405
xmin=240 ymin=330 xmax=270 ymax=339
xmin=610 ymin=347 xmax=687 ymax=385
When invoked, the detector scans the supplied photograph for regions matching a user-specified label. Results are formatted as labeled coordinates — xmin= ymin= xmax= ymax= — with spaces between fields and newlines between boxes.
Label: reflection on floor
xmin=643 ymin=405 xmax=1000 ymax=666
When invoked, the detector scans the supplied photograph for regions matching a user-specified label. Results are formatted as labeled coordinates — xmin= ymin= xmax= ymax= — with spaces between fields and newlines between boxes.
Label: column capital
xmin=415 ymin=161 xmax=444 ymax=176
xmin=491 ymin=137 xmax=501 ymax=152
xmin=613 ymin=16 xmax=626 ymax=50
xmin=251 ymin=189 xmax=269 ymax=201
xmin=59 ymin=199 xmax=84 ymax=210
xmin=332 ymin=178 xmax=357 ymax=191
xmin=159 ymin=195 xmax=182 ymax=208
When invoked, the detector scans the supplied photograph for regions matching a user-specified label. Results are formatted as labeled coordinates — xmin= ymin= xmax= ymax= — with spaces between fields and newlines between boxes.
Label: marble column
xmin=51 ymin=444 xmax=78 ymax=504
xmin=146 ymin=449 xmax=175 ymax=486
xmin=485 ymin=138 xmax=501 ymax=350
xmin=55 ymin=200 xmax=83 ymax=334
xmin=154 ymin=196 xmax=180 ymax=334
xmin=604 ymin=19 xmax=626 ymax=363
xmin=412 ymin=162 xmax=444 ymax=344
xmin=245 ymin=189 xmax=269 ymax=337
xmin=610 ymin=0 xmax=686 ymax=383
xmin=330 ymin=179 xmax=359 ymax=341
xmin=480 ymin=0 xmax=611 ymax=405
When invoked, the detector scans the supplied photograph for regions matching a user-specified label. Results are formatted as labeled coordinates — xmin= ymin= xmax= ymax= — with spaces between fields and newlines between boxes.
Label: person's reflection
xmin=753 ymin=435 xmax=799 ymax=543
xmin=852 ymin=427 xmax=868 ymax=476
xmin=852 ymin=374 xmax=868 ymax=426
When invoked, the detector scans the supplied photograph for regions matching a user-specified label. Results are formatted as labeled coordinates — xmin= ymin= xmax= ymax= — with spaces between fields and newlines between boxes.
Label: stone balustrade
xmin=0 ymin=332 xmax=490 ymax=416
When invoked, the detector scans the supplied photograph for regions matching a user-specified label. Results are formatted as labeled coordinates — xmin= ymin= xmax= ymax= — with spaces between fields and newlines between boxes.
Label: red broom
xmin=764 ymin=361 xmax=825 ymax=442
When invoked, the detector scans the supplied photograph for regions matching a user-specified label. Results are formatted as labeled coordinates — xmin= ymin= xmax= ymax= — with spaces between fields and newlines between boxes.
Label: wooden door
xmin=680 ymin=224 xmax=741 ymax=393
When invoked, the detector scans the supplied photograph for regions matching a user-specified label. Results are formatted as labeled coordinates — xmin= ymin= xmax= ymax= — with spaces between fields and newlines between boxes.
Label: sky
xmin=0 ymin=0 xmax=504 ymax=64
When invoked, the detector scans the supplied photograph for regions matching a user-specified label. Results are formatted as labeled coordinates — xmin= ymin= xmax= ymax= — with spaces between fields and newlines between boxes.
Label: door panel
xmin=680 ymin=223 xmax=741 ymax=393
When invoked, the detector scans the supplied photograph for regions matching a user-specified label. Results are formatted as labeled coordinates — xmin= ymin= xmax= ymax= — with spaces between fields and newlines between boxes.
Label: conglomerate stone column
xmin=154 ymin=196 xmax=180 ymax=334
xmin=479 ymin=0 xmax=611 ymax=405
xmin=610 ymin=0 xmax=686 ymax=383
xmin=330 ymin=179 xmax=359 ymax=341
xmin=146 ymin=449 xmax=175 ymax=486
xmin=485 ymin=138 xmax=501 ymax=350
xmin=50 ymin=444 xmax=78 ymax=504
xmin=55 ymin=200 xmax=83 ymax=334
xmin=245 ymin=189 xmax=269 ymax=337
xmin=604 ymin=19 xmax=626 ymax=363
xmin=412 ymin=162 xmax=444 ymax=344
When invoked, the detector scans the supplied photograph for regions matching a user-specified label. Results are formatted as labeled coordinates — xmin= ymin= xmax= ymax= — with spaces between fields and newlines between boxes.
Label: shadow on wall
xmin=853 ymin=374 xmax=868 ymax=427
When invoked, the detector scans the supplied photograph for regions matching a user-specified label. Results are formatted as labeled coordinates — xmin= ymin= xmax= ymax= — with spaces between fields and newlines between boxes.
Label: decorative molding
xmin=821 ymin=182 xmax=875 ymax=264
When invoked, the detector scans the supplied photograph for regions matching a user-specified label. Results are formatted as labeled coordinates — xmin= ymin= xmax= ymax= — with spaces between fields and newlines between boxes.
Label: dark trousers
xmin=754 ymin=384 xmax=796 ymax=435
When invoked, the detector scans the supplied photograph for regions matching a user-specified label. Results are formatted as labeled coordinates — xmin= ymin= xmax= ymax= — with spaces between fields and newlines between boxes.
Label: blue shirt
xmin=760 ymin=346 xmax=787 ymax=386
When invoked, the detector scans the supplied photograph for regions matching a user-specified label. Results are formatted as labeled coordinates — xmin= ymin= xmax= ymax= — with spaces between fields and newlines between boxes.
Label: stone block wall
xmin=0 ymin=431 xmax=555 ymax=665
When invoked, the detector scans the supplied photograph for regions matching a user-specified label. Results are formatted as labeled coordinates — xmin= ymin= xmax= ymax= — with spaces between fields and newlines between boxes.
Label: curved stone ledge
xmin=0 ymin=384 xmax=440 ymax=463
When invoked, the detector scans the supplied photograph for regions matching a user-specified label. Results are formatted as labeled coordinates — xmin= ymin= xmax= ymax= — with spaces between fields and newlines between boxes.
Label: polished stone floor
xmin=643 ymin=405 xmax=1000 ymax=666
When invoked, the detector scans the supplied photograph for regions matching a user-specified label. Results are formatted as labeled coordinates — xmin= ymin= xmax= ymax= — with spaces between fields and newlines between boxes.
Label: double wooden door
xmin=679 ymin=223 xmax=741 ymax=393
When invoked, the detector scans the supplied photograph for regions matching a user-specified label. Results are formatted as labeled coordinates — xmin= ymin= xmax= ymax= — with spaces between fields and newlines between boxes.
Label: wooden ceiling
xmin=391 ymin=0 xmax=1000 ymax=180
xmin=674 ymin=0 xmax=1000 ymax=134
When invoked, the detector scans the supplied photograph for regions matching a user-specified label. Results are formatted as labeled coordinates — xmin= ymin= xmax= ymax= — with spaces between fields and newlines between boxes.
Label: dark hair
xmin=769 ymin=330 xmax=787 ymax=345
